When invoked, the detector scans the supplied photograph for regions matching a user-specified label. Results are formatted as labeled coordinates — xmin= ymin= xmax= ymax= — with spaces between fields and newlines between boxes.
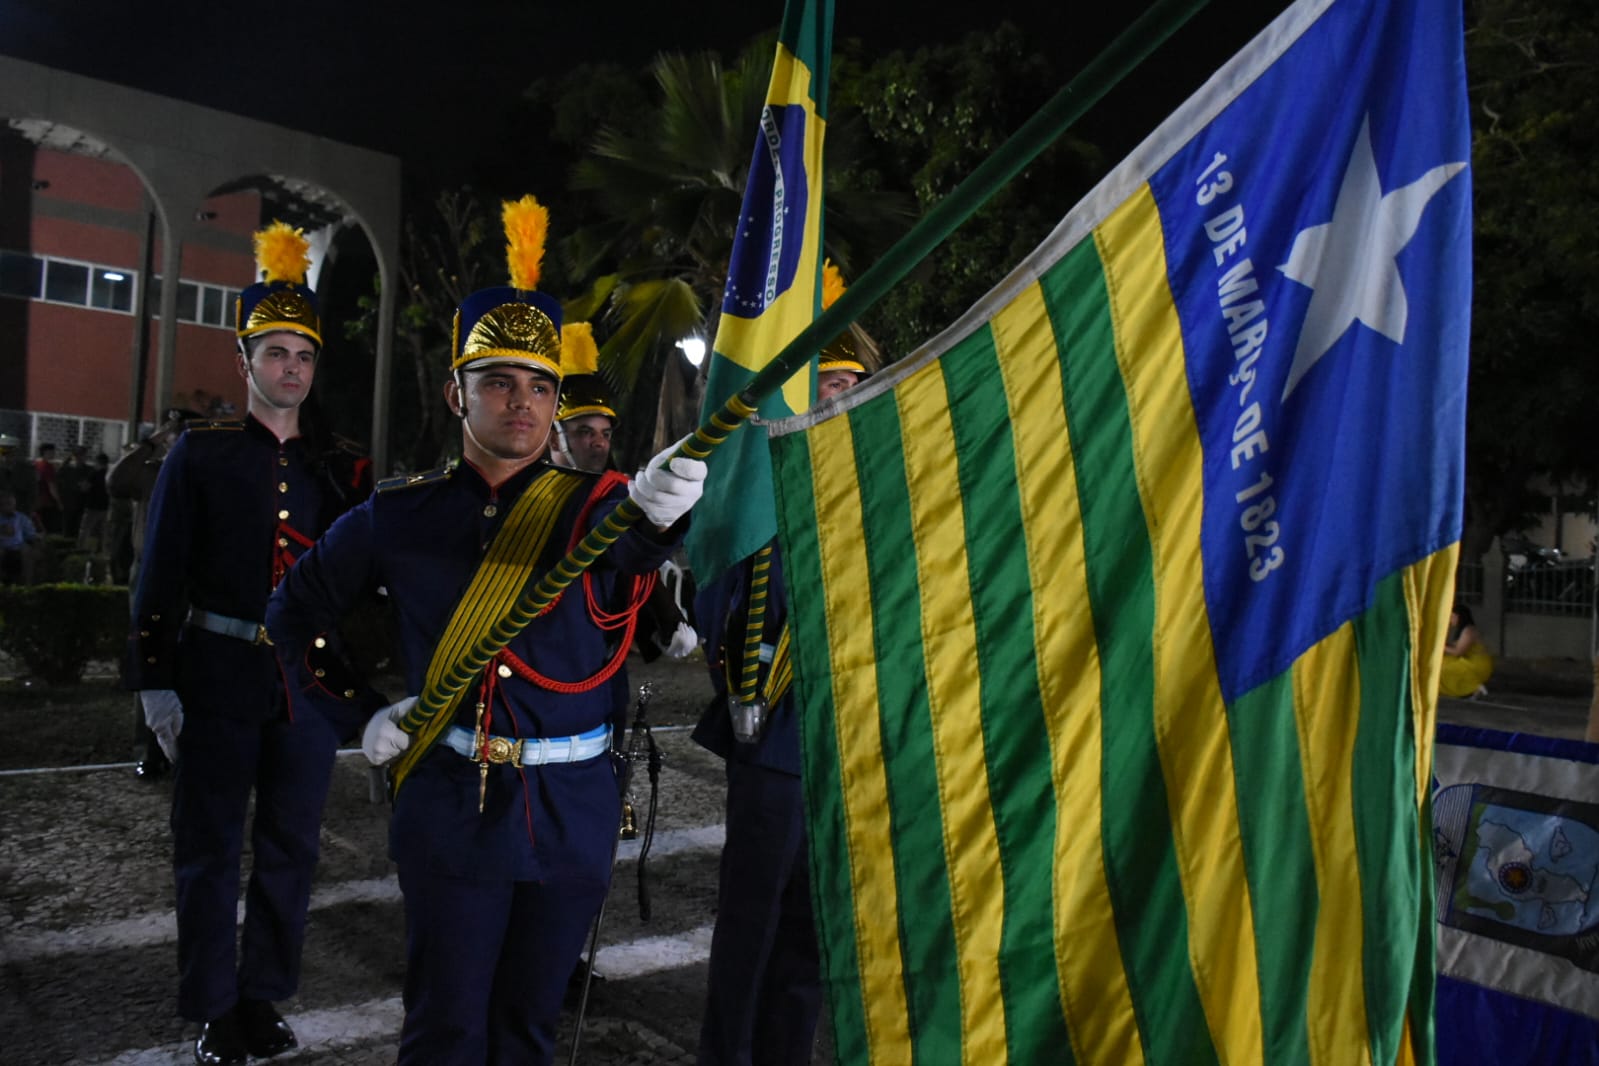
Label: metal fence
xmin=0 ymin=409 xmax=132 ymax=459
xmin=1504 ymin=556 xmax=1596 ymax=617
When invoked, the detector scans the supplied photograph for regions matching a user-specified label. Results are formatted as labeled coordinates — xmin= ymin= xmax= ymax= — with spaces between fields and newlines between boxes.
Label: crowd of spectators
xmin=0 ymin=431 xmax=125 ymax=585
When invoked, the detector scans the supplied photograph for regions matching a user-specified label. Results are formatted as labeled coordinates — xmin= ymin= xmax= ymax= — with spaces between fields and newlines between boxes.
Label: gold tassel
xmin=561 ymin=321 xmax=600 ymax=376
xmin=503 ymin=195 xmax=549 ymax=292
xmin=821 ymin=259 xmax=847 ymax=311
xmin=254 ymin=221 xmax=311 ymax=285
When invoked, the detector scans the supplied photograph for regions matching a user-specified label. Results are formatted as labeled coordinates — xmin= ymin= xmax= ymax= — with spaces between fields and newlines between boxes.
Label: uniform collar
xmin=243 ymin=412 xmax=303 ymax=447
xmin=458 ymin=456 xmax=552 ymax=499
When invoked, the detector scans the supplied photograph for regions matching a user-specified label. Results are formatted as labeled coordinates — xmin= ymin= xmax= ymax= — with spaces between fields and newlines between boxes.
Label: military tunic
xmin=266 ymin=457 xmax=682 ymax=1066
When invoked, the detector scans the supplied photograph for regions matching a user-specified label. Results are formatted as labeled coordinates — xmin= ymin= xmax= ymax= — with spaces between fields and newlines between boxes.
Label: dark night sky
xmin=0 ymin=0 xmax=1289 ymax=173
xmin=0 ymin=0 xmax=1288 ymax=449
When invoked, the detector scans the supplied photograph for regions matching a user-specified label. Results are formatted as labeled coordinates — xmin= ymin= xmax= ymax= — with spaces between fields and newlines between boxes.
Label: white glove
xmin=629 ymin=440 xmax=707 ymax=527
xmin=140 ymin=690 xmax=184 ymax=763
xmin=362 ymin=697 xmax=417 ymax=766
xmin=665 ymin=621 xmax=699 ymax=659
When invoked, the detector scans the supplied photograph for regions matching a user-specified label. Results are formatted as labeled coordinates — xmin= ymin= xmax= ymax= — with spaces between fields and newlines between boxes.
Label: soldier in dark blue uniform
xmin=129 ymin=223 xmax=373 ymax=1065
xmin=550 ymin=322 xmax=699 ymax=737
xmin=693 ymin=290 xmax=868 ymax=1066
xmin=266 ymin=195 xmax=708 ymax=1066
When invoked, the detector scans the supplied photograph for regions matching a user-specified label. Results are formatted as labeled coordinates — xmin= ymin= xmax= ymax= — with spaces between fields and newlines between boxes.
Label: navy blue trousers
xmin=170 ymin=707 xmax=340 ymax=1021
xmin=698 ymin=760 xmax=823 ymax=1066
xmin=396 ymin=864 xmax=610 ymax=1065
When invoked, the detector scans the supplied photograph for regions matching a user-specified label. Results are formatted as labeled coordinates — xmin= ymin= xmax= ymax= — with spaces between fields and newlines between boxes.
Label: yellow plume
xmin=254 ymin=221 xmax=311 ymax=285
xmin=503 ymin=195 xmax=549 ymax=292
xmin=821 ymin=259 xmax=846 ymax=311
xmin=561 ymin=321 xmax=600 ymax=376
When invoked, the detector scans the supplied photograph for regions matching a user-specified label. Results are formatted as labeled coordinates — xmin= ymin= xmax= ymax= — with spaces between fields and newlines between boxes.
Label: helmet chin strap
xmin=551 ymin=421 xmax=573 ymax=467
xmin=454 ymin=369 xmax=493 ymax=457
xmin=242 ymin=364 xmax=280 ymax=410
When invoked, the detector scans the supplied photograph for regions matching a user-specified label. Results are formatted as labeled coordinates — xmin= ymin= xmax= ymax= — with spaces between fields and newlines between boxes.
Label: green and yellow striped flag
xmin=767 ymin=0 xmax=1470 ymax=1062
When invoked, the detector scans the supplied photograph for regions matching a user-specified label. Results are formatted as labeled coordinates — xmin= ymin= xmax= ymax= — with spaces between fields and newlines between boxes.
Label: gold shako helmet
xmin=817 ymin=259 xmax=866 ymax=377
xmin=555 ymin=321 xmax=616 ymax=423
xmin=451 ymin=195 xmax=562 ymax=382
xmin=237 ymin=222 xmax=321 ymax=348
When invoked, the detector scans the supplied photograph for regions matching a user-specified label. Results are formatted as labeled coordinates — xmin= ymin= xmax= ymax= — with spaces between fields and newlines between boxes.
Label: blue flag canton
xmin=722 ymin=104 xmax=812 ymax=321
xmin=1147 ymin=0 xmax=1472 ymax=700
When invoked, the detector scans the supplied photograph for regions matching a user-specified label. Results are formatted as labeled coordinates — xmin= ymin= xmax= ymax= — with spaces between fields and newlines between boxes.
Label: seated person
xmin=0 ymin=490 xmax=40 ymax=584
xmin=1439 ymin=603 xmax=1493 ymax=699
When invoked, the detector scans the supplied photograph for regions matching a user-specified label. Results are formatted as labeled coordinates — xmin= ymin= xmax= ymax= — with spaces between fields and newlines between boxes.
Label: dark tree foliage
xmin=343 ymin=188 xmax=504 ymax=472
xmin=834 ymin=23 xmax=1105 ymax=361
xmin=525 ymin=38 xmax=912 ymax=469
xmin=358 ymin=3 xmax=1599 ymax=546
xmin=1464 ymin=0 xmax=1599 ymax=550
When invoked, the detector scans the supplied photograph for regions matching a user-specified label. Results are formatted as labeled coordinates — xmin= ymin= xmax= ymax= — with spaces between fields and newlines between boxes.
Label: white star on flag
xmin=1278 ymin=115 xmax=1466 ymax=399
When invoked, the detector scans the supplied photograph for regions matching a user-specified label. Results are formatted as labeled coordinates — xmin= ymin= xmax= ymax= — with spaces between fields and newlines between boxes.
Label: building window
xmin=200 ymin=285 xmax=224 ymax=327
xmin=44 ymin=259 xmax=89 ymax=304
xmin=0 ymin=249 xmax=145 ymax=316
xmin=0 ymin=252 xmax=42 ymax=298
xmin=148 ymin=276 xmax=241 ymax=330
xmin=174 ymin=281 xmax=199 ymax=323
xmin=91 ymin=269 xmax=134 ymax=312
xmin=0 ymin=253 xmax=238 ymax=330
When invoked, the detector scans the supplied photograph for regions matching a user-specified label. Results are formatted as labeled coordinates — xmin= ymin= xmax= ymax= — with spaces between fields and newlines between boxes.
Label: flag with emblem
xmin=684 ymin=0 xmax=832 ymax=584
xmin=1432 ymin=724 xmax=1599 ymax=1064
xmin=766 ymin=0 xmax=1469 ymax=1062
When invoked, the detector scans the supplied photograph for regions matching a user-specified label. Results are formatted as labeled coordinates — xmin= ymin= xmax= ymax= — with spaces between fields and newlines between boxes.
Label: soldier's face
xmin=560 ymin=415 xmax=614 ymax=473
xmin=239 ymin=331 xmax=318 ymax=410
xmin=451 ymin=365 xmax=558 ymax=461
xmin=817 ymin=369 xmax=860 ymax=402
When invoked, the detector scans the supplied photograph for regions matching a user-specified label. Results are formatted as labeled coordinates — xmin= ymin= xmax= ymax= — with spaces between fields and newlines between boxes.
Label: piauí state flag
xmin=685 ymin=0 xmax=832 ymax=584
xmin=766 ymin=0 xmax=1470 ymax=1062
xmin=1433 ymin=725 xmax=1599 ymax=1064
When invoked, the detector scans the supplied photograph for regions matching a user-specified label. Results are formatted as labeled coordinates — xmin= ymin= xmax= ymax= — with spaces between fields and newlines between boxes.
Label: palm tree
xmin=565 ymin=36 xmax=910 ymax=468
xmin=344 ymin=188 xmax=502 ymax=471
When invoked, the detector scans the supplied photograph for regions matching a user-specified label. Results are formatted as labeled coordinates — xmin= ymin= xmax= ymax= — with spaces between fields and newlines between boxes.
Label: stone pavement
xmin=0 ymin=654 xmax=1591 ymax=1064
xmin=0 ymin=656 xmax=751 ymax=1066
xmin=1436 ymin=655 xmax=1592 ymax=740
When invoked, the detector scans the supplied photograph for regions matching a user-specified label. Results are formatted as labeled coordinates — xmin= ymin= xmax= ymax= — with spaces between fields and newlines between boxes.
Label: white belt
xmin=443 ymin=724 xmax=610 ymax=766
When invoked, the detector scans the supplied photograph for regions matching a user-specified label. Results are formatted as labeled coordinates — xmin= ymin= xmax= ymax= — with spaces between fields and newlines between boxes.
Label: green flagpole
xmin=398 ymin=0 xmax=1213 ymax=741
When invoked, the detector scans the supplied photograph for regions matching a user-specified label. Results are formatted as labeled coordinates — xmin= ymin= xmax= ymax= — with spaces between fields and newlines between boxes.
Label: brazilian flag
xmin=685 ymin=0 xmax=832 ymax=585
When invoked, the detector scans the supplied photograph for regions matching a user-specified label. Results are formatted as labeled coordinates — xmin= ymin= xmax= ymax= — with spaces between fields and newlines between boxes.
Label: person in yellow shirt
xmin=1440 ymin=603 xmax=1493 ymax=699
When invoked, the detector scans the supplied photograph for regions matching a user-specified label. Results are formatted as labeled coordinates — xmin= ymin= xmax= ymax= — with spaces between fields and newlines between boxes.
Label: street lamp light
xmin=676 ymin=336 xmax=706 ymax=367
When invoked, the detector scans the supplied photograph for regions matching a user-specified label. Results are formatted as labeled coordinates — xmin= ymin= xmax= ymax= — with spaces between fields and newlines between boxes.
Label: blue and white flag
xmin=1434 ymin=725 xmax=1599 ymax=1064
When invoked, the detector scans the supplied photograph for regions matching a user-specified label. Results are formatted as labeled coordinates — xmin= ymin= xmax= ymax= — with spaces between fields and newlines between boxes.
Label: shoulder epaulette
xmin=541 ymin=461 xmax=591 ymax=483
xmin=377 ymin=467 xmax=452 ymax=493
xmin=541 ymin=459 xmax=625 ymax=485
xmin=184 ymin=418 xmax=244 ymax=432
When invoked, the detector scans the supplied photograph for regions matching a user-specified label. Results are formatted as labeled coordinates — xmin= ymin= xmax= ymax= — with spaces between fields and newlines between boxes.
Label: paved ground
xmin=0 ymin=654 xmax=1591 ymax=1065
xmin=0 ymin=655 xmax=749 ymax=1066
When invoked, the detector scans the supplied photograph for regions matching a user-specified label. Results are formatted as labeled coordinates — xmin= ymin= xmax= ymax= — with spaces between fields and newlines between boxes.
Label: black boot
xmin=236 ymin=998 xmax=297 ymax=1058
xmin=193 ymin=1009 xmax=248 ymax=1066
xmin=564 ymin=954 xmax=605 ymax=1008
